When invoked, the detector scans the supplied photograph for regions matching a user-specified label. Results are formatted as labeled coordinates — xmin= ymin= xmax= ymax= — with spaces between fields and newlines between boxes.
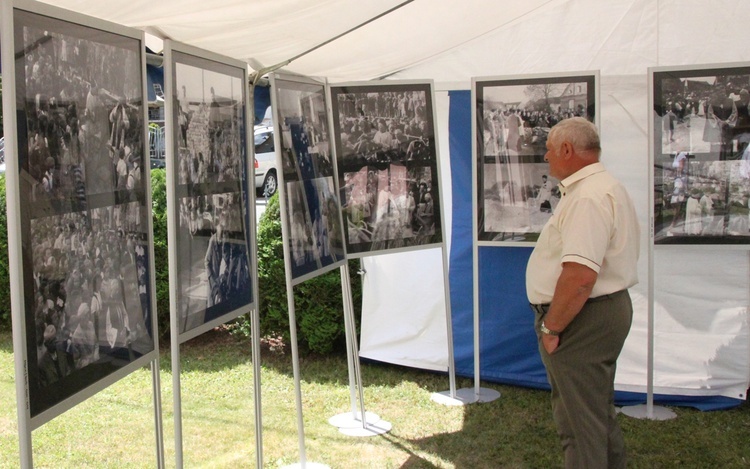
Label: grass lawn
xmin=1 ymin=328 xmax=749 ymax=468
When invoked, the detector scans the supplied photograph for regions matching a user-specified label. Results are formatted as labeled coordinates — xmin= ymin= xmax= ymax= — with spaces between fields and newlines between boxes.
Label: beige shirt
xmin=526 ymin=162 xmax=640 ymax=305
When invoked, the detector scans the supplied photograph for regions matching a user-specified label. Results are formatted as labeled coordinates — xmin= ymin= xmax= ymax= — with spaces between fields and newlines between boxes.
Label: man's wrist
xmin=540 ymin=321 xmax=561 ymax=336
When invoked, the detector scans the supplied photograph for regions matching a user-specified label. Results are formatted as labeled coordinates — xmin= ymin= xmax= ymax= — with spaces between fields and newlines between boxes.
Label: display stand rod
xmin=286 ymin=285 xmax=308 ymax=466
xmin=248 ymin=81 xmax=264 ymax=469
xmin=342 ymin=264 xmax=368 ymax=424
xmin=250 ymin=308 xmax=264 ymax=468
xmin=620 ymin=79 xmax=675 ymax=421
xmin=172 ymin=343 xmax=184 ymax=468
xmin=647 ymin=237 xmax=656 ymax=417
xmin=151 ymin=360 xmax=166 ymax=469
xmin=472 ymin=243 xmax=480 ymax=395
xmin=442 ymin=245 xmax=457 ymax=397
xmin=340 ymin=266 xmax=359 ymax=417
xmin=3 ymin=1 xmax=33 ymax=464
xmin=433 ymin=244 xmax=481 ymax=406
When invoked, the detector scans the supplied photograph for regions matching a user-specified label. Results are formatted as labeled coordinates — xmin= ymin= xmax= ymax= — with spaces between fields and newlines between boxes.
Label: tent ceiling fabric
xmin=39 ymin=0 xmax=551 ymax=82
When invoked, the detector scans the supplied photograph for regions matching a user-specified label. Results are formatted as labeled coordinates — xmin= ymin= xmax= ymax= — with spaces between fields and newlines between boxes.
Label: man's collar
xmin=559 ymin=162 xmax=605 ymax=189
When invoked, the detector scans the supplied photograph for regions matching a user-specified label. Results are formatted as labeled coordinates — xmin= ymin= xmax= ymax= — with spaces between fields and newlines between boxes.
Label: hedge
xmin=233 ymin=192 xmax=362 ymax=355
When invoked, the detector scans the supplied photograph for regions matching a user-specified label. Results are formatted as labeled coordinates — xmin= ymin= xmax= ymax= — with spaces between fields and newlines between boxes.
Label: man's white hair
xmin=548 ymin=117 xmax=600 ymax=156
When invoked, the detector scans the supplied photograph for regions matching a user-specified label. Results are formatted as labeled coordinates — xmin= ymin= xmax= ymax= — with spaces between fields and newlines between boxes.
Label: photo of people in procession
xmin=653 ymin=67 xmax=750 ymax=244
xmin=12 ymin=12 xmax=155 ymax=416
xmin=330 ymin=83 xmax=443 ymax=256
xmin=171 ymin=53 xmax=253 ymax=334
xmin=174 ymin=60 xmax=246 ymax=186
xmin=285 ymin=178 xmax=346 ymax=280
xmin=176 ymin=192 xmax=251 ymax=332
xmin=272 ymin=77 xmax=345 ymax=281
xmin=475 ymin=75 xmax=596 ymax=242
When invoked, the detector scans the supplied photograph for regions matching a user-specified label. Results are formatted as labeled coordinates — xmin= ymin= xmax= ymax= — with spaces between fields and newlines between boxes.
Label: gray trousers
xmin=533 ymin=290 xmax=633 ymax=469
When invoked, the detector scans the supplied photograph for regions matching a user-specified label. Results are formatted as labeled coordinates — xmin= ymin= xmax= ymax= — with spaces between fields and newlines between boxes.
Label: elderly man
xmin=526 ymin=117 xmax=640 ymax=468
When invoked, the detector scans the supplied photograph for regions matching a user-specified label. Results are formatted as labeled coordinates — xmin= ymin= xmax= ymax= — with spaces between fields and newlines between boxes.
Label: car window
xmin=254 ymin=131 xmax=274 ymax=153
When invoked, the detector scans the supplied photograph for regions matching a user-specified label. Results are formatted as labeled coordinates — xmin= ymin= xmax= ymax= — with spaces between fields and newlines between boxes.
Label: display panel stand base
xmin=328 ymin=411 xmax=381 ymax=428
xmin=619 ymin=404 xmax=677 ymax=420
xmin=282 ymin=463 xmax=330 ymax=469
xmin=431 ymin=388 xmax=479 ymax=406
xmin=458 ymin=386 xmax=501 ymax=403
xmin=338 ymin=419 xmax=392 ymax=437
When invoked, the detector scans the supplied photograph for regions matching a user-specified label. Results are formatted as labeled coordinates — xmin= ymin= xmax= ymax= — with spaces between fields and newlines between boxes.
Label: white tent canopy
xmin=36 ymin=0 xmax=750 ymax=405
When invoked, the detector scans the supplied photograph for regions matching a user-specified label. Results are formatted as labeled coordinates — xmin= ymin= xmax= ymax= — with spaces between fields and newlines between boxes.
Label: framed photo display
xmin=4 ymin=1 xmax=158 ymax=425
xmin=473 ymin=72 xmax=598 ymax=244
xmin=329 ymin=81 xmax=443 ymax=257
xmin=651 ymin=63 xmax=750 ymax=245
xmin=165 ymin=41 xmax=255 ymax=342
xmin=269 ymin=74 xmax=347 ymax=284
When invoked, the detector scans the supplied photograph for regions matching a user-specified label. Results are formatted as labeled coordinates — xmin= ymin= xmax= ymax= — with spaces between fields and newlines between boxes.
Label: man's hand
xmin=542 ymin=333 xmax=560 ymax=354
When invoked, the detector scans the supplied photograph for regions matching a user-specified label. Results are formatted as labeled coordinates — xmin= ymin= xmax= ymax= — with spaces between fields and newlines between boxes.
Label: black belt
xmin=529 ymin=290 xmax=626 ymax=315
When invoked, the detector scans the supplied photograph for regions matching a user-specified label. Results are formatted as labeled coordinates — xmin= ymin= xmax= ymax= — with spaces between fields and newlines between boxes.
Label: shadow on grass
xmin=388 ymin=386 xmax=561 ymax=468
xmin=162 ymin=327 xmax=459 ymax=394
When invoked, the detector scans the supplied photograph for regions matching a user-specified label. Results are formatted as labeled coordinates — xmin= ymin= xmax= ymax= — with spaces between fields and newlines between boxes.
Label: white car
xmin=254 ymin=125 xmax=277 ymax=197
xmin=0 ymin=136 xmax=5 ymax=173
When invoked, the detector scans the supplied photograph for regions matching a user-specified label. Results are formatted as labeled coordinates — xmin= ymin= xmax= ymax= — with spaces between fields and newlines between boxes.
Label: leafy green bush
xmin=150 ymin=168 xmax=170 ymax=341
xmin=235 ymin=192 xmax=361 ymax=355
xmin=0 ymin=175 xmax=9 ymax=330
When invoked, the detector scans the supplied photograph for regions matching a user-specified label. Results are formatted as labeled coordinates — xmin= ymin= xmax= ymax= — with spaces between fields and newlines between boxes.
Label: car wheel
xmin=262 ymin=170 xmax=277 ymax=197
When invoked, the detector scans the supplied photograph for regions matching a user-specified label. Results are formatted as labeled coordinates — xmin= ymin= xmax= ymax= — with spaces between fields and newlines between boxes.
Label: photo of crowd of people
xmin=653 ymin=67 xmax=750 ymax=244
xmin=171 ymin=52 xmax=253 ymax=335
xmin=18 ymin=13 xmax=146 ymax=212
xmin=475 ymin=75 xmax=596 ymax=242
xmin=174 ymin=59 xmax=246 ymax=186
xmin=272 ymin=76 xmax=345 ymax=281
xmin=330 ymin=83 xmax=443 ymax=255
xmin=12 ymin=11 xmax=155 ymax=416
xmin=30 ymin=209 xmax=152 ymax=387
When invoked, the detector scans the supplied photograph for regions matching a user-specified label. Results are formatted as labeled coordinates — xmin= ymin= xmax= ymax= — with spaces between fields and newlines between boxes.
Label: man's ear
xmin=561 ymin=141 xmax=573 ymax=159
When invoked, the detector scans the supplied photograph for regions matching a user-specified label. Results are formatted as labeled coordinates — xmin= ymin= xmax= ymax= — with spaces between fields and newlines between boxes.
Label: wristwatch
xmin=540 ymin=321 xmax=560 ymax=336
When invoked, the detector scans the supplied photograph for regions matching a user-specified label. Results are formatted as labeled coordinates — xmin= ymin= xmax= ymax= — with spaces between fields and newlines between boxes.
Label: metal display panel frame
xmin=164 ymin=39 xmax=262 ymax=468
xmin=473 ymin=71 xmax=599 ymax=247
xmin=164 ymin=41 xmax=257 ymax=345
xmin=269 ymin=73 xmax=348 ymax=286
xmin=465 ymin=71 xmax=598 ymax=403
xmin=2 ymin=0 xmax=164 ymax=465
xmin=650 ymin=62 xmax=750 ymax=248
xmin=329 ymin=80 xmax=444 ymax=258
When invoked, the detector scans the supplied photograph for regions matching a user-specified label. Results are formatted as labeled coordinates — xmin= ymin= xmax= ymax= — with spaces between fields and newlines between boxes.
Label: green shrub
xmin=150 ymin=168 xmax=170 ymax=341
xmin=0 ymin=175 xmax=9 ymax=330
xmin=235 ymin=192 xmax=361 ymax=355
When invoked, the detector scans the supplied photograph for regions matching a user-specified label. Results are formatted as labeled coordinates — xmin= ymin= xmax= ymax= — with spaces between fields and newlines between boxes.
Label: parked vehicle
xmin=254 ymin=125 xmax=277 ymax=197
xmin=0 ymin=136 xmax=5 ymax=173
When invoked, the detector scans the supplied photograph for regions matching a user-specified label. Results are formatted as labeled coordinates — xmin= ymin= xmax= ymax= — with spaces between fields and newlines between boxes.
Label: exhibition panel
xmin=165 ymin=43 xmax=255 ymax=343
xmin=5 ymin=0 xmax=159 ymax=428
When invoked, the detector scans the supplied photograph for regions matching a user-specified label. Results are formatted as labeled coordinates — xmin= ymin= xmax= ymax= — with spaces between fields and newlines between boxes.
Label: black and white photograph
xmin=271 ymin=75 xmax=346 ymax=282
xmin=330 ymin=82 xmax=443 ymax=256
xmin=175 ymin=192 xmax=251 ymax=332
xmin=652 ymin=65 xmax=750 ymax=244
xmin=284 ymin=177 xmax=346 ymax=280
xmin=11 ymin=8 xmax=155 ymax=418
xmin=475 ymin=73 xmax=596 ymax=243
xmin=170 ymin=48 xmax=253 ymax=336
